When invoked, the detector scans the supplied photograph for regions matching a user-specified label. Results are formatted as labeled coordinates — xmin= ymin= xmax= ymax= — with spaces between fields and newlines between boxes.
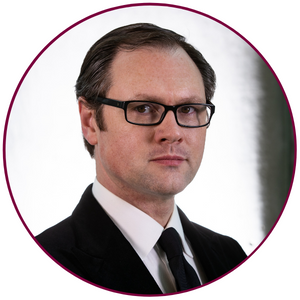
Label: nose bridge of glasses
xmin=159 ymin=105 xmax=179 ymax=125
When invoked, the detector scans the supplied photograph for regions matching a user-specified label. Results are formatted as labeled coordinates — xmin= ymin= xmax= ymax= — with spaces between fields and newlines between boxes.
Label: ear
xmin=78 ymin=97 xmax=98 ymax=146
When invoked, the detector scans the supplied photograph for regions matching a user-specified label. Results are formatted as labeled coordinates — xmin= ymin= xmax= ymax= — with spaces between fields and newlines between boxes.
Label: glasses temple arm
xmin=97 ymin=97 xmax=125 ymax=109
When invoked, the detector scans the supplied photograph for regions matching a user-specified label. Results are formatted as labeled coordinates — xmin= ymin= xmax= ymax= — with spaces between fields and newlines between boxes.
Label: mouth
xmin=150 ymin=155 xmax=186 ymax=166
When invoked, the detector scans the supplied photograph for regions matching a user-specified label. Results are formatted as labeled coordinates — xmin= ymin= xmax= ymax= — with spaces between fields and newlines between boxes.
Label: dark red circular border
xmin=2 ymin=2 xmax=297 ymax=297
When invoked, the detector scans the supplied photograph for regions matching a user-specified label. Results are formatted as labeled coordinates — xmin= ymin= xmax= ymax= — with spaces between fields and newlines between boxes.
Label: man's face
xmin=94 ymin=47 xmax=207 ymax=202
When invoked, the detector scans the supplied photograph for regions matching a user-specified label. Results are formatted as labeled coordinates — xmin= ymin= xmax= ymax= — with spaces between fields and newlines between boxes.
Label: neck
xmin=124 ymin=194 xmax=175 ymax=228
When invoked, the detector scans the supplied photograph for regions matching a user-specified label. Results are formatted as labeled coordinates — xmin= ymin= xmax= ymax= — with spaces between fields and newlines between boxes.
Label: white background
xmin=1 ymin=1 xmax=299 ymax=299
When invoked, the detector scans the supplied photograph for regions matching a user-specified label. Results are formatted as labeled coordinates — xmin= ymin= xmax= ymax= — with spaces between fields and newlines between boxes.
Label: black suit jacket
xmin=36 ymin=184 xmax=247 ymax=294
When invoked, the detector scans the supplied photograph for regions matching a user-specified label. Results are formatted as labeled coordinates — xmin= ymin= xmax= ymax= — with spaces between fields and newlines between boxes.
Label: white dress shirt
xmin=92 ymin=178 xmax=206 ymax=293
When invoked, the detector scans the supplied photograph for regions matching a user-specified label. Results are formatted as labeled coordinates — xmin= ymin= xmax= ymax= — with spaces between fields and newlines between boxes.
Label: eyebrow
xmin=130 ymin=93 xmax=206 ymax=104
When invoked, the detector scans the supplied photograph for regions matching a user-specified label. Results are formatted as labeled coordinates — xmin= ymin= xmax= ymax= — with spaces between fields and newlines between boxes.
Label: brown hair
xmin=75 ymin=23 xmax=216 ymax=157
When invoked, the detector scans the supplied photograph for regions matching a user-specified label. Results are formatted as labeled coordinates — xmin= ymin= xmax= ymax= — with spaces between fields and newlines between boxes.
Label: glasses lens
xmin=177 ymin=104 xmax=211 ymax=127
xmin=126 ymin=101 xmax=164 ymax=124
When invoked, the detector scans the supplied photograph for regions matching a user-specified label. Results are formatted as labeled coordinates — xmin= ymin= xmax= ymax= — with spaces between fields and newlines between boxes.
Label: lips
xmin=150 ymin=155 xmax=186 ymax=166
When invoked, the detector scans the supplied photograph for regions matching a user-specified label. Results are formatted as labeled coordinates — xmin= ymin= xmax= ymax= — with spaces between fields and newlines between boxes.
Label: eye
xmin=179 ymin=106 xmax=195 ymax=114
xmin=135 ymin=104 xmax=152 ymax=113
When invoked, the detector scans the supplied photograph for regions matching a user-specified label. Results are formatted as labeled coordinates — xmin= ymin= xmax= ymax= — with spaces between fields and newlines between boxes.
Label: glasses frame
xmin=96 ymin=96 xmax=215 ymax=128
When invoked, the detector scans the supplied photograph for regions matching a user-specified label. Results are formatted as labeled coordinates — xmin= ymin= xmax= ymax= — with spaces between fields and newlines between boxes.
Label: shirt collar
xmin=165 ymin=202 xmax=194 ymax=258
xmin=92 ymin=178 xmax=193 ymax=260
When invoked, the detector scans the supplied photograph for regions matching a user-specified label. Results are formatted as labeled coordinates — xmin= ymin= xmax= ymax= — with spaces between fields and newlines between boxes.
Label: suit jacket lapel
xmin=69 ymin=185 xmax=162 ymax=295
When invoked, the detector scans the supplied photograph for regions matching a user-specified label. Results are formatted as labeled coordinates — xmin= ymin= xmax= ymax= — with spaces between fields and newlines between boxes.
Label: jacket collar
xmin=70 ymin=184 xmax=162 ymax=295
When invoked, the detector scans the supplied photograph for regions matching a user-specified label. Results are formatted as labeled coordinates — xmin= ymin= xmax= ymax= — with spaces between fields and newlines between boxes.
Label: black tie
xmin=158 ymin=227 xmax=201 ymax=292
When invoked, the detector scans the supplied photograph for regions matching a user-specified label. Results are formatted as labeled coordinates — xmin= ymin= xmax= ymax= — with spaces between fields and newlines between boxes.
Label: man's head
xmin=76 ymin=23 xmax=216 ymax=156
xmin=77 ymin=23 xmax=216 ymax=205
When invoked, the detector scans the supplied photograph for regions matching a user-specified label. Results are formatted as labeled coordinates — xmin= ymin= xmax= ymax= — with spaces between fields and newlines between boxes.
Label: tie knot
xmin=158 ymin=227 xmax=201 ymax=291
xmin=158 ymin=227 xmax=183 ymax=260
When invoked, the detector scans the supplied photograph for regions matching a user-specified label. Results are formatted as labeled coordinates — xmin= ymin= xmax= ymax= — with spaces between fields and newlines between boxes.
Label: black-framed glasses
xmin=96 ymin=97 xmax=215 ymax=128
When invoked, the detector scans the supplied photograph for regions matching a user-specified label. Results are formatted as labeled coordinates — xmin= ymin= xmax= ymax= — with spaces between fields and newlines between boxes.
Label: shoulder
xmin=35 ymin=184 xmax=94 ymax=253
xmin=35 ymin=216 xmax=75 ymax=252
xmin=35 ymin=216 xmax=83 ymax=273
xmin=191 ymin=221 xmax=246 ymax=257
xmin=178 ymin=207 xmax=247 ymax=263
xmin=35 ymin=184 xmax=99 ymax=275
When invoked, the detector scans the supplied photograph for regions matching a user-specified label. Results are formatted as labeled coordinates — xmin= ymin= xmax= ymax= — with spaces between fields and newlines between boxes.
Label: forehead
xmin=107 ymin=47 xmax=205 ymax=103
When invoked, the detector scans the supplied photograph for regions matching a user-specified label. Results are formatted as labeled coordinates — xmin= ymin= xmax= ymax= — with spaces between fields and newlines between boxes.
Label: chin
xmin=137 ymin=171 xmax=193 ymax=198
xmin=151 ymin=181 xmax=189 ymax=198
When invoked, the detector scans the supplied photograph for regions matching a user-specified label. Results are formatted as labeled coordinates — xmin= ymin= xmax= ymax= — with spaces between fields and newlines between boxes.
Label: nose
xmin=154 ymin=110 xmax=183 ymax=144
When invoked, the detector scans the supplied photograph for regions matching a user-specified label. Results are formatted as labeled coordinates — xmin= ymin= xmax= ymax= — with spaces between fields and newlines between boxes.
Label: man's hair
xmin=75 ymin=23 xmax=216 ymax=157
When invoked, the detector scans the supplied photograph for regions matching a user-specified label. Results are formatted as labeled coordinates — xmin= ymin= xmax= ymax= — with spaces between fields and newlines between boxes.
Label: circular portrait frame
xmin=3 ymin=2 xmax=297 ymax=298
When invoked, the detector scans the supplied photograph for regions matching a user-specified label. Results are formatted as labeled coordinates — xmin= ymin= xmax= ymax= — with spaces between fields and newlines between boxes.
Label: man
xmin=36 ymin=23 xmax=247 ymax=294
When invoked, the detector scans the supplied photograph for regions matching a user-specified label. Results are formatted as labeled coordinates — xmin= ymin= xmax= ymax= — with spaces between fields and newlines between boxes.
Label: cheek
xmin=99 ymin=128 xmax=147 ymax=171
xmin=190 ymin=130 xmax=207 ymax=163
